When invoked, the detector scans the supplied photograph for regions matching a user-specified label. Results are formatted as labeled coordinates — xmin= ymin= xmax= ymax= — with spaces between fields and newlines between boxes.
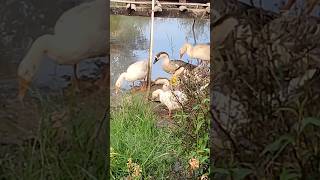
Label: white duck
xmin=17 ymin=0 xmax=107 ymax=101
xmin=115 ymin=60 xmax=148 ymax=94
xmin=152 ymin=83 xmax=188 ymax=117
xmin=179 ymin=43 xmax=210 ymax=63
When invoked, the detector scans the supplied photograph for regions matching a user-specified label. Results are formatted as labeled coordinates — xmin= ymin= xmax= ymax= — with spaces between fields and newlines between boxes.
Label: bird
xmin=126 ymin=3 xmax=137 ymax=12
xmin=154 ymin=0 xmax=163 ymax=12
xmin=154 ymin=5 xmax=163 ymax=12
xmin=179 ymin=6 xmax=188 ymax=12
xmin=17 ymin=0 xmax=107 ymax=102
xmin=151 ymin=83 xmax=188 ymax=117
xmin=115 ymin=60 xmax=148 ymax=94
xmin=179 ymin=43 xmax=210 ymax=63
xmin=153 ymin=51 xmax=197 ymax=75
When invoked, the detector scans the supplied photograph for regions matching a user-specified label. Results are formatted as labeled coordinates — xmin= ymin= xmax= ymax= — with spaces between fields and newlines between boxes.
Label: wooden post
xmin=146 ymin=0 xmax=155 ymax=98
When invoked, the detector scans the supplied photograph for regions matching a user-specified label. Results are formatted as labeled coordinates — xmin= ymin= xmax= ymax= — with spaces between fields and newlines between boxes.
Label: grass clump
xmin=110 ymin=94 xmax=182 ymax=179
xmin=0 ymin=92 xmax=107 ymax=180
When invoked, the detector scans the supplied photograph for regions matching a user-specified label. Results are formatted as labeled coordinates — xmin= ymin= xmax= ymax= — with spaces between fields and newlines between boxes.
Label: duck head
xmin=115 ymin=72 xmax=126 ymax=94
xmin=153 ymin=52 xmax=169 ymax=64
xmin=115 ymin=81 xmax=121 ymax=95
xmin=17 ymin=59 xmax=38 ymax=102
xmin=179 ymin=43 xmax=191 ymax=59
xmin=17 ymin=76 xmax=31 ymax=103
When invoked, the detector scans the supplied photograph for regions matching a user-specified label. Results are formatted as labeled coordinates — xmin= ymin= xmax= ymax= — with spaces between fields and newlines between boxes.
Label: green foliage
xmin=110 ymin=94 xmax=182 ymax=179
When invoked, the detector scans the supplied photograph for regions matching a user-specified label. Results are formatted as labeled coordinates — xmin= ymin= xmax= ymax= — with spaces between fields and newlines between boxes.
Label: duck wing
xmin=170 ymin=60 xmax=197 ymax=71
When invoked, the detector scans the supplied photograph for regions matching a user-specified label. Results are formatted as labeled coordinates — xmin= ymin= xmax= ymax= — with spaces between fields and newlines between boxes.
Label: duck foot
xmin=71 ymin=77 xmax=80 ymax=93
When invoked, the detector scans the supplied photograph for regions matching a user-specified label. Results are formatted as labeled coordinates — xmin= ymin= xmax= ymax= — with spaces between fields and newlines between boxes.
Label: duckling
xmin=179 ymin=43 xmax=210 ymax=62
xmin=153 ymin=51 xmax=196 ymax=75
xmin=151 ymin=83 xmax=188 ymax=117
xmin=115 ymin=60 xmax=148 ymax=94
xmin=17 ymin=0 xmax=107 ymax=102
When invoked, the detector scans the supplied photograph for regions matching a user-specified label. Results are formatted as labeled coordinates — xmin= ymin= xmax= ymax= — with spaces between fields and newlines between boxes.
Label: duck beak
xmin=18 ymin=76 xmax=31 ymax=102
xmin=115 ymin=86 xmax=120 ymax=95
xmin=153 ymin=57 xmax=159 ymax=64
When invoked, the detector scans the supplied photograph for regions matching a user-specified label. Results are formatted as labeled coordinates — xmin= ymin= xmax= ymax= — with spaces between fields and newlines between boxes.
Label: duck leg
xmin=95 ymin=64 xmax=108 ymax=89
xmin=140 ymin=81 xmax=147 ymax=91
xmin=72 ymin=64 xmax=80 ymax=92
xmin=168 ymin=109 xmax=172 ymax=119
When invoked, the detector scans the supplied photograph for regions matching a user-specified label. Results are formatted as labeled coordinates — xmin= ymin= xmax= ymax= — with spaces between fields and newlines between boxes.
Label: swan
xmin=151 ymin=83 xmax=188 ymax=117
xmin=179 ymin=43 xmax=210 ymax=62
xmin=115 ymin=60 xmax=148 ymax=94
xmin=17 ymin=0 xmax=107 ymax=101
xmin=153 ymin=51 xmax=196 ymax=75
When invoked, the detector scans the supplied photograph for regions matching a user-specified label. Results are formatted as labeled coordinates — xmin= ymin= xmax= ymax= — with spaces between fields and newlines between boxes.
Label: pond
xmin=110 ymin=15 xmax=210 ymax=93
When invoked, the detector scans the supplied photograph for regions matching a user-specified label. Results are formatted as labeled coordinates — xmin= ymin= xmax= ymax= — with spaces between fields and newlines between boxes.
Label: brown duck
xmin=153 ymin=51 xmax=196 ymax=75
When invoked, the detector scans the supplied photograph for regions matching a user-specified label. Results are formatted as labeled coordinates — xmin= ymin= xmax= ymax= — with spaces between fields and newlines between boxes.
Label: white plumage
xmin=179 ymin=43 xmax=210 ymax=62
xmin=17 ymin=0 xmax=107 ymax=101
xmin=152 ymin=83 xmax=188 ymax=116
xmin=115 ymin=60 xmax=148 ymax=94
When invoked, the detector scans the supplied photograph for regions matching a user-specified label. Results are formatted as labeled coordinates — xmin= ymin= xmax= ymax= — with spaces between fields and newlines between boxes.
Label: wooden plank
xmin=110 ymin=5 xmax=209 ymax=19
xmin=110 ymin=0 xmax=210 ymax=7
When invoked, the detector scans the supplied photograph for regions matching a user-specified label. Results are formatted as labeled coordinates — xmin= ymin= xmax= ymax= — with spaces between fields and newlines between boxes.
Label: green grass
xmin=0 ymin=92 xmax=107 ymax=180
xmin=110 ymin=94 xmax=183 ymax=179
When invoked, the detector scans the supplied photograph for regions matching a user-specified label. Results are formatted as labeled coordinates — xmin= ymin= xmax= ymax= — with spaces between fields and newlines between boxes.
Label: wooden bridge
xmin=110 ymin=0 xmax=210 ymax=19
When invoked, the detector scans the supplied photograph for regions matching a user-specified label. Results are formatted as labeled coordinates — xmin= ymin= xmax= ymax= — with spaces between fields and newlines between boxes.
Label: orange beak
xmin=115 ymin=86 xmax=120 ymax=95
xmin=18 ymin=76 xmax=31 ymax=102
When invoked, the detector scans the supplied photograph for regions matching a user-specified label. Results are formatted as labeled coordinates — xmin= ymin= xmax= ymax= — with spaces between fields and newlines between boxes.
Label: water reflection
xmin=110 ymin=15 xmax=210 ymax=91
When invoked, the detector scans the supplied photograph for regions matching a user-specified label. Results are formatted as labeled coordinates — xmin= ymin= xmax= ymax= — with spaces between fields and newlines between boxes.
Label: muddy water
xmin=110 ymin=15 xmax=210 ymax=94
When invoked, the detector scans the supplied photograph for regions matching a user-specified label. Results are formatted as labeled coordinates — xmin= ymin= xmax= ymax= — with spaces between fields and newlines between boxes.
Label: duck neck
xmin=162 ymin=55 xmax=171 ymax=68
xmin=115 ymin=72 xmax=127 ymax=88
xmin=186 ymin=44 xmax=192 ymax=56
xmin=17 ymin=34 xmax=51 ymax=81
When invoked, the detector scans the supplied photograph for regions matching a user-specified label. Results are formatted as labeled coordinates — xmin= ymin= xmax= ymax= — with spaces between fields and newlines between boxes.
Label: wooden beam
xmin=110 ymin=6 xmax=209 ymax=19
xmin=110 ymin=0 xmax=210 ymax=7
